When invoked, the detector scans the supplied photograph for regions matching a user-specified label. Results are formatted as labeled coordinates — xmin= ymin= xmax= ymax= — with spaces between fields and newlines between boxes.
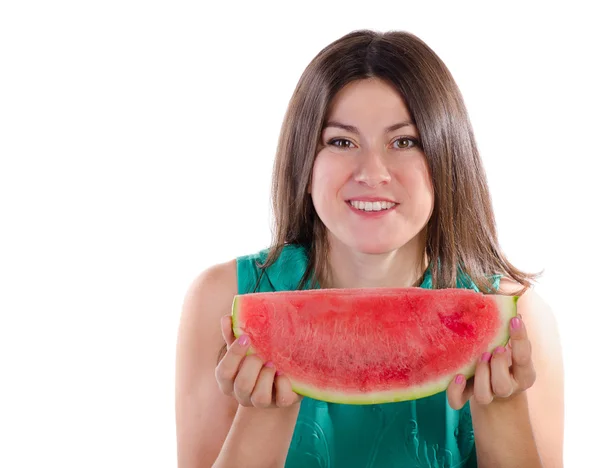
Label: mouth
xmin=346 ymin=199 xmax=398 ymax=213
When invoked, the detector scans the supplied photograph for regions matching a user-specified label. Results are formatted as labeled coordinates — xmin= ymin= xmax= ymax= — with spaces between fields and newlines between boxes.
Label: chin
xmin=344 ymin=237 xmax=413 ymax=256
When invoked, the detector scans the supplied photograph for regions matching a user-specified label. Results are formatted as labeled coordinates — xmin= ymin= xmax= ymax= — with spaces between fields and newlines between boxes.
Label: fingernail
xmin=481 ymin=352 xmax=492 ymax=362
xmin=238 ymin=335 xmax=249 ymax=346
xmin=455 ymin=375 xmax=465 ymax=385
xmin=495 ymin=346 xmax=505 ymax=354
xmin=275 ymin=370 xmax=283 ymax=376
xmin=264 ymin=361 xmax=275 ymax=368
xmin=510 ymin=317 xmax=521 ymax=330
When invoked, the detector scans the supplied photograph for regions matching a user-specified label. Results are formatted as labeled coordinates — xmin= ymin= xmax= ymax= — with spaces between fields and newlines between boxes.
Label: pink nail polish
xmin=264 ymin=361 xmax=275 ymax=368
xmin=275 ymin=370 xmax=283 ymax=376
xmin=455 ymin=375 xmax=465 ymax=384
xmin=238 ymin=335 xmax=249 ymax=346
xmin=481 ymin=352 xmax=492 ymax=362
xmin=510 ymin=317 xmax=521 ymax=330
xmin=495 ymin=346 xmax=505 ymax=354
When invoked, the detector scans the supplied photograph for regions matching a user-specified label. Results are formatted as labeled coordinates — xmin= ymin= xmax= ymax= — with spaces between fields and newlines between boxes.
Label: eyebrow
xmin=323 ymin=120 xmax=415 ymax=134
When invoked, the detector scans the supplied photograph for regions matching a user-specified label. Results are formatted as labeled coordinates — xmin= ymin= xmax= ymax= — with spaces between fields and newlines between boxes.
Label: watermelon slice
xmin=231 ymin=287 xmax=518 ymax=405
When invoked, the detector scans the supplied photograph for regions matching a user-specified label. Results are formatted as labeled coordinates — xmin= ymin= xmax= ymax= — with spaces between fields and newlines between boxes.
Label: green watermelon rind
xmin=231 ymin=293 xmax=519 ymax=405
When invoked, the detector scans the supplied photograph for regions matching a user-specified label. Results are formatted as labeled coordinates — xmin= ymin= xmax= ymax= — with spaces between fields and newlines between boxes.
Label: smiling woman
xmin=310 ymin=78 xmax=434 ymax=264
xmin=175 ymin=29 xmax=564 ymax=468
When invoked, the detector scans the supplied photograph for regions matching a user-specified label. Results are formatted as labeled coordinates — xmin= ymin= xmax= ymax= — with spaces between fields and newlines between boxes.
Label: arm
xmin=472 ymin=284 xmax=564 ymax=467
xmin=213 ymin=405 xmax=301 ymax=468
xmin=470 ymin=391 xmax=543 ymax=467
xmin=175 ymin=260 xmax=300 ymax=468
xmin=448 ymin=280 xmax=564 ymax=467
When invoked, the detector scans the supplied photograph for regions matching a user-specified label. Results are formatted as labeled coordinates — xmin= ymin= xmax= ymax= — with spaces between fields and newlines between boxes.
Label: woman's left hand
xmin=447 ymin=315 xmax=537 ymax=409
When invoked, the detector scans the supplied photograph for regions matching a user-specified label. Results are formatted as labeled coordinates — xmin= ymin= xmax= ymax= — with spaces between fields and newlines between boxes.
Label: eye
xmin=392 ymin=137 xmax=420 ymax=149
xmin=327 ymin=138 xmax=356 ymax=149
xmin=326 ymin=137 xmax=420 ymax=150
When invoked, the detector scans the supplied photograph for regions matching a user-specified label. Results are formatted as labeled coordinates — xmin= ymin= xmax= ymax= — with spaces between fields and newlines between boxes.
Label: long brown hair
xmin=261 ymin=29 xmax=537 ymax=293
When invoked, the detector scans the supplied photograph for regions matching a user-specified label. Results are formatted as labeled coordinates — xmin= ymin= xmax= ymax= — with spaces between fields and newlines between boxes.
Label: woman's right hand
xmin=215 ymin=315 xmax=303 ymax=409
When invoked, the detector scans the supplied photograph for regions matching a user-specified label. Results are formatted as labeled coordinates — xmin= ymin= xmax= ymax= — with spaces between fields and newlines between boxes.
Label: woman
xmin=175 ymin=30 xmax=564 ymax=467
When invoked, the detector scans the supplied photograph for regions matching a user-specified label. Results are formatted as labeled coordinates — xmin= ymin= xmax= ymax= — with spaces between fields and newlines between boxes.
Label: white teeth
xmin=349 ymin=200 xmax=396 ymax=212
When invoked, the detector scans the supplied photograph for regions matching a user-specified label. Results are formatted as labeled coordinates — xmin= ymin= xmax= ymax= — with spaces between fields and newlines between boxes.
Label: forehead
xmin=326 ymin=78 xmax=412 ymax=122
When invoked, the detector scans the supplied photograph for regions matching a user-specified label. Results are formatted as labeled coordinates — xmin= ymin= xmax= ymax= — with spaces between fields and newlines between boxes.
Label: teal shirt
xmin=236 ymin=244 xmax=501 ymax=468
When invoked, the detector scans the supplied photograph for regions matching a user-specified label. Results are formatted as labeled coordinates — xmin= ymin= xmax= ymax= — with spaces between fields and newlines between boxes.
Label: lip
xmin=345 ymin=196 xmax=398 ymax=203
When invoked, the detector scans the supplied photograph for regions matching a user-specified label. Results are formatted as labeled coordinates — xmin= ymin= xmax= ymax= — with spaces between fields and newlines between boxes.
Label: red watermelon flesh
xmin=231 ymin=287 xmax=518 ymax=404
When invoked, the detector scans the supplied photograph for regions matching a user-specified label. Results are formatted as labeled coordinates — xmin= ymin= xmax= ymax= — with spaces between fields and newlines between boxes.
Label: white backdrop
xmin=1 ymin=1 xmax=598 ymax=467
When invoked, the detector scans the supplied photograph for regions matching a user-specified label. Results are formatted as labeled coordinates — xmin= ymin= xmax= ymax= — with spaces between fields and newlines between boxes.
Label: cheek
xmin=310 ymin=153 xmax=348 ymax=202
xmin=397 ymin=157 xmax=433 ymax=197
xmin=393 ymin=157 xmax=434 ymax=216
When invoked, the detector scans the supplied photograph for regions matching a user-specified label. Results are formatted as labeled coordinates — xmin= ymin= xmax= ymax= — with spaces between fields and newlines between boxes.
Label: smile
xmin=346 ymin=200 xmax=398 ymax=213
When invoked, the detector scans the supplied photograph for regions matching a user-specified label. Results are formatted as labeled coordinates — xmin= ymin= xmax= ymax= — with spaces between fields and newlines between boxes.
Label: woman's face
xmin=310 ymin=78 xmax=434 ymax=255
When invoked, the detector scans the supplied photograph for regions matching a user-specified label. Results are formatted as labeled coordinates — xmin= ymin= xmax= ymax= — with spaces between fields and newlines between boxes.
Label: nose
xmin=353 ymin=149 xmax=392 ymax=187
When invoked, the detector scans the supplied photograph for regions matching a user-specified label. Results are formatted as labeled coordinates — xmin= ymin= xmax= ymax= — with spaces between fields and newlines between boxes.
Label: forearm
xmin=471 ymin=392 xmax=542 ymax=468
xmin=212 ymin=403 xmax=301 ymax=468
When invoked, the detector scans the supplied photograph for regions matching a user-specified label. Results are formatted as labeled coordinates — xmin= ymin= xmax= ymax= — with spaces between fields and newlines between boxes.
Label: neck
xmin=322 ymin=234 xmax=428 ymax=289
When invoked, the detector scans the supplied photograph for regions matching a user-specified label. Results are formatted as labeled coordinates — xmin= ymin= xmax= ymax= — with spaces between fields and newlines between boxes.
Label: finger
xmin=250 ymin=362 xmax=276 ymax=408
xmin=490 ymin=346 xmax=513 ymax=398
xmin=274 ymin=373 xmax=302 ymax=408
xmin=473 ymin=352 xmax=494 ymax=405
xmin=215 ymin=334 xmax=251 ymax=395
xmin=221 ymin=315 xmax=235 ymax=348
xmin=446 ymin=374 xmax=472 ymax=410
xmin=233 ymin=354 xmax=264 ymax=406
xmin=509 ymin=316 xmax=536 ymax=389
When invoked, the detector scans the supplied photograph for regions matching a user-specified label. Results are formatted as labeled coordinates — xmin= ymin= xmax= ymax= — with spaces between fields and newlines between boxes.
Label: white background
xmin=1 ymin=1 xmax=598 ymax=466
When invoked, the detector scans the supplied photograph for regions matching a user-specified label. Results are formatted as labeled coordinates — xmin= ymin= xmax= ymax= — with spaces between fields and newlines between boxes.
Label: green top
xmin=236 ymin=244 xmax=501 ymax=468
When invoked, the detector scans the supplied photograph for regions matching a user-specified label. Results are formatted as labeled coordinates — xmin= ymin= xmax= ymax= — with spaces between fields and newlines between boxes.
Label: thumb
xmin=220 ymin=315 xmax=235 ymax=347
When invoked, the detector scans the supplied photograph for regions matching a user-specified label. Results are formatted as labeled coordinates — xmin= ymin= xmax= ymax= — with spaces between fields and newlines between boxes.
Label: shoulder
xmin=176 ymin=260 xmax=239 ymax=386
xmin=497 ymin=278 xmax=560 ymax=347
xmin=495 ymin=280 xmax=563 ymax=387
xmin=181 ymin=259 xmax=239 ymax=324
xmin=188 ymin=259 xmax=238 ymax=296
xmin=177 ymin=259 xmax=239 ymax=368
